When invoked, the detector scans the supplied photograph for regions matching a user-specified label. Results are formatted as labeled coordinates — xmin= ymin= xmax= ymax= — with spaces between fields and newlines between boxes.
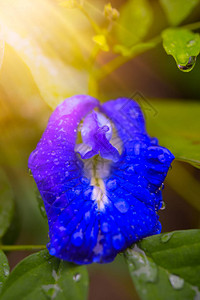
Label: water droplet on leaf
xmin=178 ymin=56 xmax=196 ymax=72
xmin=187 ymin=40 xmax=196 ymax=47
xmin=161 ymin=232 xmax=173 ymax=243
xmin=73 ymin=273 xmax=81 ymax=282
xmin=126 ymin=245 xmax=158 ymax=283
xmin=169 ymin=274 xmax=184 ymax=290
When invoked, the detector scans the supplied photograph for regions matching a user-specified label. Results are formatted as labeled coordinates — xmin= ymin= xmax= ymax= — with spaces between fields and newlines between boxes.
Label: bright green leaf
xmin=126 ymin=230 xmax=200 ymax=300
xmin=162 ymin=28 xmax=200 ymax=72
xmin=116 ymin=0 xmax=153 ymax=47
xmin=0 ymin=250 xmax=88 ymax=300
xmin=0 ymin=169 xmax=14 ymax=239
xmin=145 ymin=100 xmax=200 ymax=168
xmin=0 ymin=251 xmax=9 ymax=294
xmin=159 ymin=0 xmax=199 ymax=26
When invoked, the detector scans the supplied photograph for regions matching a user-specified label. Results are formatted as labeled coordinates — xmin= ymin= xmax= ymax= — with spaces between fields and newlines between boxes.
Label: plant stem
xmin=78 ymin=5 xmax=101 ymax=34
xmin=182 ymin=21 xmax=200 ymax=31
xmin=0 ymin=245 xmax=46 ymax=251
xmin=96 ymin=35 xmax=162 ymax=81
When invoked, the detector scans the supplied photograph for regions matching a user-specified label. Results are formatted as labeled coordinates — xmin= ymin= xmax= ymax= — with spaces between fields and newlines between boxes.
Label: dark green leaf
xmin=126 ymin=230 xmax=200 ymax=300
xmin=162 ymin=28 xmax=200 ymax=72
xmin=0 ymin=250 xmax=88 ymax=300
xmin=159 ymin=0 xmax=199 ymax=26
xmin=145 ymin=100 xmax=200 ymax=168
xmin=0 ymin=169 xmax=14 ymax=239
xmin=116 ymin=0 xmax=153 ymax=47
xmin=0 ymin=251 xmax=9 ymax=294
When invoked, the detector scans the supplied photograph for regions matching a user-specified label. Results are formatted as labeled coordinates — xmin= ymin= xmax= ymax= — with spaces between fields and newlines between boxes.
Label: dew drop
xmin=127 ymin=245 xmax=158 ymax=283
xmin=114 ymin=199 xmax=129 ymax=213
xmin=178 ymin=56 xmax=196 ymax=72
xmin=73 ymin=273 xmax=81 ymax=282
xmin=3 ymin=264 xmax=9 ymax=277
xmin=54 ymin=159 xmax=59 ymax=165
xmin=49 ymin=247 xmax=56 ymax=255
xmin=80 ymin=176 xmax=90 ymax=185
xmin=161 ymin=232 xmax=173 ymax=243
xmin=71 ymin=231 xmax=83 ymax=247
xmin=107 ymin=179 xmax=117 ymax=191
xmin=159 ymin=183 xmax=165 ymax=191
xmin=112 ymin=233 xmax=125 ymax=250
xmin=101 ymin=222 xmax=110 ymax=233
xmin=65 ymin=171 xmax=69 ymax=177
xmin=42 ymin=284 xmax=61 ymax=298
xmin=187 ymin=40 xmax=196 ymax=47
xmin=160 ymin=201 xmax=166 ymax=210
xmin=169 ymin=274 xmax=184 ymax=290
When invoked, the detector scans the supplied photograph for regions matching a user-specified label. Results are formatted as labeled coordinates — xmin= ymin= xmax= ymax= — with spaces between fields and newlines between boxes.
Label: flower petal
xmin=78 ymin=111 xmax=120 ymax=162
xmin=29 ymin=96 xmax=174 ymax=265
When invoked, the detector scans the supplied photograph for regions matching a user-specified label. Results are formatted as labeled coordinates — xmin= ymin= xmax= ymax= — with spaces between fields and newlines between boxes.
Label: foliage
xmin=126 ymin=230 xmax=200 ymax=300
xmin=0 ymin=0 xmax=200 ymax=299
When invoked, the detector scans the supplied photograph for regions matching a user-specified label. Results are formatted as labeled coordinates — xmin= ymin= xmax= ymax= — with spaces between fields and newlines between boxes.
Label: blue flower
xmin=28 ymin=95 xmax=174 ymax=264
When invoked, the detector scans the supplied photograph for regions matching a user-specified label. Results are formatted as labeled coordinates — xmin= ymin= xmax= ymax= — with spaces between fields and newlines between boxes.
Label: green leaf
xmin=162 ymin=28 xmax=200 ymax=72
xmin=0 ymin=169 xmax=14 ymax=239
xmin=0 ymin=251 xmax=9 ymax=294
xmin=145 ymin=100 xmax=200 ymax=168
xmin=159 ymin=0 xmax=199 ymax=26
xmin=126 ymin=230 xmax=200 ymax=300
xmin=0 ymin=250 xmax=88 ymax=300
xmin=116 ymin=0 xmax=153 ymax=47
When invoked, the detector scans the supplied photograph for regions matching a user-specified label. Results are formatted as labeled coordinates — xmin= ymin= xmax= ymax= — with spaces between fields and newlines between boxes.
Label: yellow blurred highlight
xmin=0 ymin=0 xmax=95 ymax=109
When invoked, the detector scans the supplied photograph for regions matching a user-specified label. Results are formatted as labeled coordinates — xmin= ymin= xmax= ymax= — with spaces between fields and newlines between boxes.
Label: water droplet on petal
xmin=80 ymin=176 xmax=90 ymax=185
xmin=107 ymin=179 xmax=117 ymax=191
xmin=65 ymin=171 xmax=69 ymax=177
xmin=49 ymin=247 xmax=56 ymax=255
xmin=112 ymin=233 xmax=125 ymax=250
xmin=101 ymin=222 xmax=110 ymax=233
xmin=161 ymin=232 xmax=173 ymax=243
xmin=114 ymin=199 xmax=129 ymax=213
xmin=54 ymin=158 xmax=59 ymax=165
xmin=71 ymin=231 xmax=83 ymax=247
xmin=178 ymin=56 xmax=196 ymax=72
xmin=73 ymin=273 xmax=81 ymax=282
xmin=159 ymin=183 xmax=165 ymax=191
xmin=160 ymin=201 xmax=166 ymax=210
xmin=169 ymin=274 xmax=184 ymax=290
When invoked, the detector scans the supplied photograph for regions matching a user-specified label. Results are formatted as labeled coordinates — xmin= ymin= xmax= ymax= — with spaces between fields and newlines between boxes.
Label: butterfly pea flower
xmin=28 ymin=95 xmax=174 ymax=264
